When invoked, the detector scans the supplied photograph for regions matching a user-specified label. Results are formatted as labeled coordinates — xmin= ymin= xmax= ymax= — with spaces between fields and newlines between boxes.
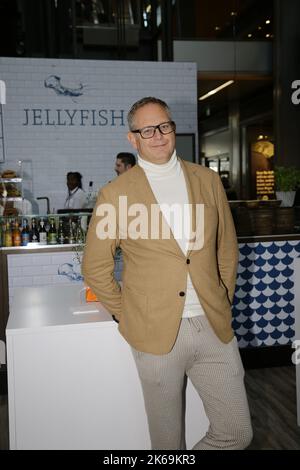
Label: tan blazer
xmin=82 ymin=159 xmax=239 ymax=354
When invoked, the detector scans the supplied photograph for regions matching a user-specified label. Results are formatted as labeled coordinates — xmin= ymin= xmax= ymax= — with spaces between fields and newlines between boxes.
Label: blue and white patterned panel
xmin=233 ymin=241 xmax=300 ymax=348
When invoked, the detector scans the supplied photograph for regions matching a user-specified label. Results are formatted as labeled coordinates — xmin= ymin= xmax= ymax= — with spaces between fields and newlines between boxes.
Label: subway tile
xmin=32 ymin=276 xmax=54 ymax=286
xmin=12 ymin=277 xmax=33 ymax=287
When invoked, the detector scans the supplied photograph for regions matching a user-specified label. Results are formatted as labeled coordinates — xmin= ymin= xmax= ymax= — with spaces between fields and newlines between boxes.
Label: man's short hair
xmin=127 ymin=97 xmax=172 ymax=131
xmin=116 ymin=152 xmax=136 ymax=167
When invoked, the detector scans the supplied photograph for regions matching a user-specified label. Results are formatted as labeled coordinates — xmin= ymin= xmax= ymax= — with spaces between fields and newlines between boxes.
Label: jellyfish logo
xmin=44 ymin=75 xmax=86 ymax=100
xmin=58 ymin=263 xmax=83 ymax=282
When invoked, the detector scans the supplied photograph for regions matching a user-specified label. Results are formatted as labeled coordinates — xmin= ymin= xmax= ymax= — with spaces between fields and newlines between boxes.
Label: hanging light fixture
xmin=199 ymin=7 xmax=237 ymax=102
xmin=199 ymin=80 xmax=234 ymax=101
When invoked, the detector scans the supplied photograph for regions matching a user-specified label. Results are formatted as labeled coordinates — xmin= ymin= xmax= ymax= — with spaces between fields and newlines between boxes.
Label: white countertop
xmin=0 ymin=243 xmax=81 ymax=251
xmin=6 ymin=284 xmax=113 ymax=335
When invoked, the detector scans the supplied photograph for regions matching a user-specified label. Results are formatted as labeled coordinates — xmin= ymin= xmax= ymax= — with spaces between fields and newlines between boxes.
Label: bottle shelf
xmin=0 ymin=197 xmax=22 ymax=201
xmin=0 ymin=213 xmax=88 ymax=248
xmin=0 ymin=178 xmax=22 ymax=183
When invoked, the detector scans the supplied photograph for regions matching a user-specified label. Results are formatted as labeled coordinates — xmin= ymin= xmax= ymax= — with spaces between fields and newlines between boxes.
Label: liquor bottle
xmin=76 ymin=216 xmax=85 ymax=244
xmin=21 ymin=218 xmax=30 ymax=246
xmin=45 ymin=217 xmax=50 ymax=234
xmin=57 ymin=219 xmax=65 ymax=244
xmin=48 ymin=218 xmax=57 ymax=245
xmin=0 ymin=221 xmax=3 ymax=247
xmin=12 ymin=219 xmax=21 ymax=247
xmin=86 ymin=181 xmax=97 ymax=208
xmin=30 ymin=217 xmax=39 ymax=243
xmin=38 ymin=218 xmax=47 ymax=245
xmin=85 ymin=181 xmax=93 ymax=208
xmin=68 ymin=219 xmax=75 ymax=244
xmin=4 ymin=220 xmax=13 ymax=247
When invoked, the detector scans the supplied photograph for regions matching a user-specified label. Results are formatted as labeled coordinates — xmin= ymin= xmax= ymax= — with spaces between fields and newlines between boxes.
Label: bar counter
xmin=6 ymin=284 xmax=209 ymax=449
xmin=233 ymin=233 xmax=300 ymax=352
xmin=0 ymin=243 xmax=83 ymax=345
xmin=1 ymin=233 xmax=300 ymax=365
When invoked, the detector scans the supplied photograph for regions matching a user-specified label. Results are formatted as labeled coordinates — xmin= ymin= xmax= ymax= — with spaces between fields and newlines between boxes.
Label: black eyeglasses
xmin=131 ymin=121 xmax=176 ymax=139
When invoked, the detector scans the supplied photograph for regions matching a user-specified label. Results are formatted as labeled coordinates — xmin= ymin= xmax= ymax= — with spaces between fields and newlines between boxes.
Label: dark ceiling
xmin=175 ymin=0 xmax=274 ymax=40
xmin=0 ymin=0 xmax=274 ymax=125
xmin=198 ymin=77 xmax=273 ymax=128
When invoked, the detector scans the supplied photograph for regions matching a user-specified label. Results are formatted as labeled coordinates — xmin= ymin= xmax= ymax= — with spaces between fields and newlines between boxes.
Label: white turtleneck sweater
xmin=138 ymin=151 xmax=205 ymax=318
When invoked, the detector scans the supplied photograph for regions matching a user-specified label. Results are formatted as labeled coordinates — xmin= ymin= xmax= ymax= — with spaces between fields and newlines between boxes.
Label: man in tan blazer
xmin=82 ymin=97 xmax=253 ymax=450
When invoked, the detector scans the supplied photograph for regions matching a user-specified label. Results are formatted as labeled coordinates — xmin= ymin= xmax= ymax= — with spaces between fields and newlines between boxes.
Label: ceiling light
xmin=248 ymin=33 xmax=252 ymax=38
xmin=266 ymin=34 xmax=270 ymax=38
xmin=199 ymin=81 xmax=234 ymax=101
xmin=215 ymin=26 xmax=220 ymax=31
xmin=265 ymin=19 xmax=271 ymax=24
xmin=258 ymin=26 xmax=262 ymax=30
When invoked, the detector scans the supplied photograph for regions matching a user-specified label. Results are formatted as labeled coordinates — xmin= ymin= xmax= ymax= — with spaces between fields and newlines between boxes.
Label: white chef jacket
xmin=64 ymin=187 xmax=86 ymax=209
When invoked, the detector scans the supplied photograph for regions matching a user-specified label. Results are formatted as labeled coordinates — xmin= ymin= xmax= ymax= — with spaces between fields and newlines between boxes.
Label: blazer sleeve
xmin=215 ymin=174 xmax=239 ymax=303
xmin=81 ymin=185 xmax=122 ymax=320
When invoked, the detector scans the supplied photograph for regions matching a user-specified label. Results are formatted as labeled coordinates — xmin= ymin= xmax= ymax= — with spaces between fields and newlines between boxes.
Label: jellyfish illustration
xmin=44 ymin=75 xmax=85 ymax=100
xmin=58 ymin=263 xmax=83 ymax=282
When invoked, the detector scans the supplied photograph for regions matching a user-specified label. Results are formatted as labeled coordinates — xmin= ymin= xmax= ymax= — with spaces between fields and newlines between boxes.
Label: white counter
xmin=6 ymin=284 xmax=110 ymax=331
xmin=6 ymin=285 xmax=209 ymax=449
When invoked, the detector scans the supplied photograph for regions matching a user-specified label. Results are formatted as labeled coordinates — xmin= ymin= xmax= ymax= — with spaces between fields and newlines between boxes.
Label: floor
xmin=0 ymin=366 xmax=299 ymax=450
xmin=245 ymin=366 xmax=300 ymax=449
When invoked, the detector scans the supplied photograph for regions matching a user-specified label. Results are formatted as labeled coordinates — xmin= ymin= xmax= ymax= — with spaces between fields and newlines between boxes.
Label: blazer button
xmin=179 ymin=291 xmax=185 ymax=297
xmin=186 ymin=259 xmax=190 ymax=264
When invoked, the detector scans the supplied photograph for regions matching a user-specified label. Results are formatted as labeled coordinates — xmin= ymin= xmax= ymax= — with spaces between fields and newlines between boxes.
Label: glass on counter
xmin=0 ymin=213 xmax=90 ymax=248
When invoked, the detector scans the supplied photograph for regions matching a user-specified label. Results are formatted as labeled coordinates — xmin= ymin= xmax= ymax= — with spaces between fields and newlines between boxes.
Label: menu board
xmin=256 ymin=170 xmax=275 ymax=199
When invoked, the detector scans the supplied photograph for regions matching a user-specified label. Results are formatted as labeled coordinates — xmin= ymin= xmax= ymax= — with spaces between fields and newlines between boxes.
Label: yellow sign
xmin=256 ymin=170 xmax=275 ymax=199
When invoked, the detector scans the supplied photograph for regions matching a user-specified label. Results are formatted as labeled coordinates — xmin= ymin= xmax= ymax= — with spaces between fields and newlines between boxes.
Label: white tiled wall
xmin=7 ymin=251 xmax=83 ymax=307
xmin=0 ymin=58 xmax=197 ymax=212
xmin=7 ymin=249 xmax=123 ymax=308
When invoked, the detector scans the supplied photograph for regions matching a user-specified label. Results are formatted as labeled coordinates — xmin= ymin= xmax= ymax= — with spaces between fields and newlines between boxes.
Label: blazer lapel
xmin=126 ymin=159 xmax=205 ymax=257
xmin=180 ymin=159 xmax=205 ymax=256
xmin=127 ymin=165 xmax=185 ymax=257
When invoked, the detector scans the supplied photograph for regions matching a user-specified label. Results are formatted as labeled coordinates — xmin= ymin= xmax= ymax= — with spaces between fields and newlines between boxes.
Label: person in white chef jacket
xmin=64 ymin=172 xmax=87 ymax=209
